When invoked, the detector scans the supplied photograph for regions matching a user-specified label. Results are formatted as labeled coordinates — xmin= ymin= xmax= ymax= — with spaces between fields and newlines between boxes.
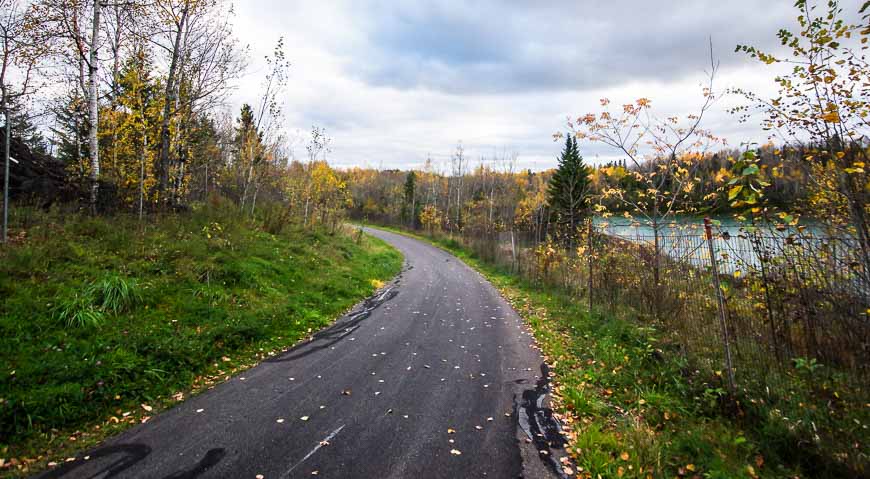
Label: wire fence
xmin=445 ymin=219 xmax=870 ymax=394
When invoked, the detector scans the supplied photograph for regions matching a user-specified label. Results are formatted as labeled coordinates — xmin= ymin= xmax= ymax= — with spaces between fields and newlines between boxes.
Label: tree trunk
xmin=250 ymin=180 xmax=260 ymax=217
xmin=241 ymin=161 xmax=254 ymax=212
xmin=303 ymin=195 xmax=310 ymax=227
xmin=139 ymin=126 xmax=146 ymax=221
xmin=156 ymin=3 xmax=189 ymax=202
xmin=74 ymin=111 xmax=84 ymax=180
xmin=2 ymin=103 xmax=9 ymax=243
xmin=109 ymin=5 xmax=122 ymax=186
xmin=87 ymin=0 xmax=103 ymax=214
xmin=410 ymin=194 xmax=416 ymax=229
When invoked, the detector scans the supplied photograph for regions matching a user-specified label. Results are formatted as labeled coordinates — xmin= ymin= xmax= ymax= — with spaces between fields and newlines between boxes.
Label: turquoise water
xmin=592 ymin=215 xmax=848 ymax=274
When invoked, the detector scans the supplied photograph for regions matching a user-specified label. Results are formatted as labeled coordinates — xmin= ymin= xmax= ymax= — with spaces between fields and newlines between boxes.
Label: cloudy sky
xmin=229 ymin=1 xmax=809 ymax=171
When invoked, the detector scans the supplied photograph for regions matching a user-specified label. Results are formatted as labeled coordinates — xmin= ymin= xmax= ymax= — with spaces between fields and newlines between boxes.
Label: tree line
xmin=0 ymin=0 xmax=349 ymax=243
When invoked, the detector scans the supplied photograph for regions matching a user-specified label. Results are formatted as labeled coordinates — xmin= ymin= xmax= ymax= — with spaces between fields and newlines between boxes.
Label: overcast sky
xmin=229 ymin=1 xmax=809 ymax=171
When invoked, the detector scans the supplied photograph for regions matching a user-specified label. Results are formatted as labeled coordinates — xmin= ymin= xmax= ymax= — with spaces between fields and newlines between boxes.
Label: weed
xmin=86 ymin=274 xmax=143 ymax=314
xmin=52 ymin=292 xmax=104 ymax=328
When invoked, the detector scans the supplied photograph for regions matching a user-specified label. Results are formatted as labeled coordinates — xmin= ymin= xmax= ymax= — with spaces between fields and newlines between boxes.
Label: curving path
xmin=38 ymin=227 xmax=566 ymax=479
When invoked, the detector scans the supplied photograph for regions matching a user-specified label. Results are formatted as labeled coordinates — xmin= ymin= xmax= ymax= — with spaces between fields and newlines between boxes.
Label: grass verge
xmin=0 ymin=208 xmax=402 ymax=477
xmin=369 ymin=224 xmax=866 ymax=479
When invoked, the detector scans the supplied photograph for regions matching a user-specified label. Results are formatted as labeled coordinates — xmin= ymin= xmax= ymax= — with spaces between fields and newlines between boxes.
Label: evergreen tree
xmin=51 ymin=95 xmax=90 ymax=182
xmin=401 ymin=170 xmax=417 ymax=227
xmin=234 ymin=104 xmax=264 ymax=207
xmin=547 ymin=134 xmax=591 ymax=243
xmin=5 ymin=95 xmax=49 ymax=156
xmin=110 ymin=46 xmax=161 ymax=208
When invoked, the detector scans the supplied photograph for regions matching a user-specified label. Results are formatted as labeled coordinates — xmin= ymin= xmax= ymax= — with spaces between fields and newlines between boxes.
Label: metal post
xmin=705 ymin=217 xmax=735 ymax=394
xmin=2 ymin=107 xmax=10 ymax=243
xmin=587 ymin=219 xmax=593 ymax=313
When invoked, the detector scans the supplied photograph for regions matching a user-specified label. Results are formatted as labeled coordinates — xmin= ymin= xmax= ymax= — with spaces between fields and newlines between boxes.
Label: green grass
xmin=0 ymin=208 xmax=402 ymax=477
xmin=370 ymin=225 xmax=867 ymax=479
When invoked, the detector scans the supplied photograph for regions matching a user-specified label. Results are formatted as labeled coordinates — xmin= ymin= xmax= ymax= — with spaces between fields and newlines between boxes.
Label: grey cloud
xmin=347 ymin=1 xmax=798 ymax=94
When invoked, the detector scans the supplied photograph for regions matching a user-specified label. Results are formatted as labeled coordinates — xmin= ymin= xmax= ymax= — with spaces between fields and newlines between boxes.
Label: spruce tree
xmin=547 ymin=134 xmax=591 ymax=243
xmin=401 ymin=171 xmax=417 ymax=227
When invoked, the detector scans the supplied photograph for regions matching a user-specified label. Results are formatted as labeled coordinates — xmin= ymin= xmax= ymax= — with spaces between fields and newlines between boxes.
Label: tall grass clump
xmin=52 ymin=292 xmax=105 ymax=328
xmin=52 ymin=274 xmax=142 ymax=328
xmin=86 ymin=274 xmax=143 ymax=314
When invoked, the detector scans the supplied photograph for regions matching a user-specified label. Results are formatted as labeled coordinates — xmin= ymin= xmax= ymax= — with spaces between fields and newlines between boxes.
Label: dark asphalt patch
xmin=265 ymin=282 xmax=401 ymax=363
xmin=517 ymin=364 xmax=571 ymax=478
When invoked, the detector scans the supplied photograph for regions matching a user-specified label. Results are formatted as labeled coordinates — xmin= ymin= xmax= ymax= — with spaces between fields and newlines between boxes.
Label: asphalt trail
xmin=38 ymin=227 xmax=564 ymax=479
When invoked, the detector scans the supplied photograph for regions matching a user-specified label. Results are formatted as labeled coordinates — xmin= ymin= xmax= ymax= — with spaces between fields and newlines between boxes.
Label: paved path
xmin=40 ymin=228 xmax=564 ymax=479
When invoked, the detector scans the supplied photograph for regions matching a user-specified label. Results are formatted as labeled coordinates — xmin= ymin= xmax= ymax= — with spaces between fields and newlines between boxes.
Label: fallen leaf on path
xmin=450 ymin=449 xmax=462 ymax=455
xmin=300 ymin=416 xmax=309 ymax=421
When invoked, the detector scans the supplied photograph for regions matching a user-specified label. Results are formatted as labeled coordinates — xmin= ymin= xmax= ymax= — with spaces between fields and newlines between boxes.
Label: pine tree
xmin=51 ymin=95 xmax=91 ymax=182
xmin=401 ymin=171 xmax=417 ymax=227
xmin=547 ymin=134 xmax=591 ymax=243
xmin=4 ymin=95 xmax=48 ymax=156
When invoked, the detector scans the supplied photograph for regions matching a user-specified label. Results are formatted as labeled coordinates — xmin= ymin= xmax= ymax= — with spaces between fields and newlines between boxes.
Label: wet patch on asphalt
xmin=266 ymin=266 xmax=406 ymax=363
xmin=517 ymin=363 xmax=572 ymax=478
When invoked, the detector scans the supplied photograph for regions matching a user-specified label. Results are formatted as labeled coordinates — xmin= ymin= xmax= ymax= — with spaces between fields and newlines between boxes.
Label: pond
xmin=592 ymin=215 xmax=858 ymax=277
